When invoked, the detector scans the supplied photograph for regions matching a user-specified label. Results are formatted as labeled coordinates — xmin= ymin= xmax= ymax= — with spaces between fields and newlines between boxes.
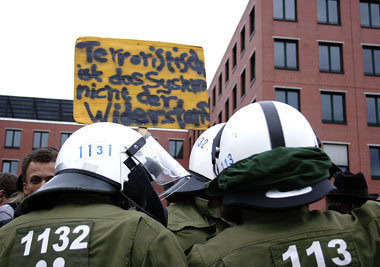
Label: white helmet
xmin=171 ymin=123 xmax=226 ymax=195
xmin=213 ymin=101 xmax=335 ymax=208
xmin=22 ymin=122 xmax=190 ymax=225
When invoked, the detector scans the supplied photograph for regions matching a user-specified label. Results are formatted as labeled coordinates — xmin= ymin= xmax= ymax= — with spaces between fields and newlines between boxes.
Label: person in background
xmin=0 ymin=172 xmax=18 ymax=227
xmin=188 ymin=101 xmax=380 ymax=266
xmin=0 ymin=122 xmax=187 ymax=267
xmin=167 ymin=123 xmax=230 ymax=254
xmin=326 ymin=171 xmax=379 ymax=214
xmin=20 ymin=147 xmax=58 ymax=197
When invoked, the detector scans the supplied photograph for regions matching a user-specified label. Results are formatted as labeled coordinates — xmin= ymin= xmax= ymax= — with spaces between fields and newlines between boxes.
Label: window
xmin=275 ymin=88 xmax=300 ymax=110
xmin=61 ymin=133 xmax=72 ymax=147
xmin=232 ymin=44 xmax=237 ymax=68
xmin=250 ymin=6 xmax=255 ymax=36
xmin=2 ymin=160 xmax=18 ymax=174
xmin=233 ymin=85 xmax=237 ymax=111
xmin=319 ymin=43 xmax=343 ymax=73
xmin=363 ymin=46 xmax=380 ymax=76
xmin=225 ymin=99 xmax=230 ymax=121
xmin=5 ymin=129 xmax=21 ymax=148
xmin=273 ymin=0 xmax=296 ymax=21
xmin=169 ymin=140 xmax=183 ymax=159
xmin=317 ymin=0 xmax=340 ymax=25
xmin=274 ymin=39 xmax=298 ymax=70
xmin=241 ymin=69 xmax=246 ymax=99
xmin=240 ymin=26 xmax=246 ymax=53
xmin=225 ymin=59 xmax=229 ymax=83
xmin=360 ymin=1 xmax=380 ymax=28
xmin=321 ymin=92 xmax=346 ymax=123
xmin=323 ymin=143 xmax=349 ymax=171
xmin=366 ymin=95 xmax=380 ymax=126
xmin=33 ymin=131 xmax=49 ymax=150
xmin=212 ymin=86 xmax=216 ymax=108
xmin=218 ymin=73 xmax=222 ymax=96
xmin=370 ymin=146 xmax=380 ymax=179
xmin=250 ymin=52 xmax=256 ymax=83
xmin=218 ymin=111 xmax=222 ymax=123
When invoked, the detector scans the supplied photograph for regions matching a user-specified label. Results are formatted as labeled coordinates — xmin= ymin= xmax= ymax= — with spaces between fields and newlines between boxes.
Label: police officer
xmin=0 ymin=122 xmax=188 ymax=267
xmin=188 ymin=101 xmax=380 ymax=266
xmin=167 ymin=123 xmax=230 ymax=254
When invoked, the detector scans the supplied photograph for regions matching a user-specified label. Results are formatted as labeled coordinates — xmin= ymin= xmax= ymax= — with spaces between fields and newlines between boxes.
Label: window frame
xmin=322 ymin=143 xmax=349 ymax=171
xmin=5 ymin=129 xmax=21 ymax=149
xmin=168 ymin=139 xmax=184 ymax=159
xmin=250 ymin=52 xmax=256 ymax=84
xmin=370 ymin=146 xmax=380 ymax=179
xmin=250 ymin=6 xmax=256 ymax=37
xmin=275 ymin=88 xmax=300 ymax=111
xmin=33 ymin=131 xmax=49 ymax=150
xmin=240 ymin=25 xmax=246 ymax=54
xmin=319 ymin=42 xmax=344 ymax=73
xmin=274 ymin=38 xmax=299 ymax=70
xmin=363 ymin=45 xmax=380 ymax=76
xmin=360 ymin=1 xmax=380 ymax=28
xmin=366 ymin=94 xmax=380 ymax=126
xmin=225 ymin=59 xmax=229 ymax=84
xmin=2 ymin=159 xmax=18 ymax=175
xmin=273 ymin=0 xmax=297 ymax=22
xmin=317 ymin=0 xmax=341 ymax=25
xmin=240 ymin=69 xmax=246 ymax=100
xmin=321 ymin=91 xmax=346 ymax=124
xmin=225 ymin=98 xmax=230 ymax=121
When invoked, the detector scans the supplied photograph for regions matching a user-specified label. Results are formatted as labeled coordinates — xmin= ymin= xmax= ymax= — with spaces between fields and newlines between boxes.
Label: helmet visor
xmin=134 ymin=134 xmax=190 ymax=187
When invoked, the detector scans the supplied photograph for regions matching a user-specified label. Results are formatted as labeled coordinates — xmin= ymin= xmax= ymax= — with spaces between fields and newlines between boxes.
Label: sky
xmin=0 ymin=0 xmax=249 ymax=100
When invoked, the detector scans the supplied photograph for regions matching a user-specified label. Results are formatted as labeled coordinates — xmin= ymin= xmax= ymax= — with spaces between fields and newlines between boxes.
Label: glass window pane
xmin=328 ymin=0 xmax=339 ymax=24
xmin=274 ymin=0 xmax=283 ymax=19
xmin=374 ymin=49 xmax=380 ymax=75
xmin=41 ymin=133 xmax=49 ymax=148
xmin=288 ymin=91 xmax=299 ymax=110
xmin=333 ymin=94 xmax=344 ymax=122
xmin=5 ymin=130 xmax=13 ymax=147
xmin=322 ymin=94 xmax=332 ymax=121
xmin=275 ymin=41 xmax=285 ymax=67
xmin=367 ymin=97 xmax=377 ymax=124
xmin=276 ymin=90 xmax=286 ymax=103
xmin=176 ymin=141 xmax=184 ymax=158
xmin=360 ymin=3 xmax=370 ymax=26
xmin=2 ymin=162 xmax=10 ymax=172
xmin=371 ymin=3 xmax=380 ymax=27
xmin=169 ymin=141 xmax=176 ymax=156
xmin=10 ymin=162 xmax=18 ymax=174
xmin=319 ymin=45 xmax=329 ymax=71
xmin=14 ymin=131 xmax=21 ymax=147
xmin=33 ymin=132 xmax=41 ymax=148
xmin=286 ymin=42 xmax=297 ymax=68
xmin=370 ymin=147 xmax=380 ymax=177
xmin=330 ymin=46 xmax=342 ymax=72
xmin=363 ymin=48 xmax=373 ymax=74
xmin=377 ymin=98 xmax=380 ymax=124
xmin=323 ymin=144 xmax=348 ymax=166
xmin=285 ymin=0 xmax=296 ymax=20
xmin=317 ymin=0 xmax=327 ymax=22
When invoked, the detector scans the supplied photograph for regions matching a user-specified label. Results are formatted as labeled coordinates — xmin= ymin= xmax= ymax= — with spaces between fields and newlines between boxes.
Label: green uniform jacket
xmin=0 ymin=194 xmax=187 ymax=267
xmin=188 ymin=200 xmax=380 ymax=267
xmin=167 ymin=196 xmax=229 ymax=254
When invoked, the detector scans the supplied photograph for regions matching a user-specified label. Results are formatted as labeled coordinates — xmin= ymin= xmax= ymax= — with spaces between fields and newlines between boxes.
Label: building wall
xmin=208 ymin=0 xmax=380 ymax=209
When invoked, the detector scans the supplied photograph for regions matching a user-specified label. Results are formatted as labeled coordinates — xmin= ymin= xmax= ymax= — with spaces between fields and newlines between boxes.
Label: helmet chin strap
xmin=122 ymin=161 xmax=168 ymax=226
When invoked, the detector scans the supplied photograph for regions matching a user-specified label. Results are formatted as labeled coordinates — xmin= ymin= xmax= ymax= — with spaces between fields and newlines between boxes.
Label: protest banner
xmin=74 ymin=37 xmax=209 ymax=129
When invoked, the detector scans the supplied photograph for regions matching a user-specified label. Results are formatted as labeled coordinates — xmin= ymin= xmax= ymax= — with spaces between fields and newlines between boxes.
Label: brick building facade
xmin=208 ymin=0 xmax=380 ymax=208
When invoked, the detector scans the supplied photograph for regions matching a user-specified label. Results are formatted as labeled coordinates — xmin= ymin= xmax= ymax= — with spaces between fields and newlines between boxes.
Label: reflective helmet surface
xmin=189 ymin=123 xmax=226 ymax=180
xmin=56 ymin=122 xmax=189 ymax=190
xmin=172 ymin=123 xmax=226 ymax=195
xmin=217 ymin=101 xmax=319 ymax=173
xmin=216 ymin=101 xmax=334 ymax=208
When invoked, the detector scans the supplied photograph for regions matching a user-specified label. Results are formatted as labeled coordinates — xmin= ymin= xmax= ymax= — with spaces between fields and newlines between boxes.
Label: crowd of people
xmin=0 ymin=100 xmax=379 ymax=266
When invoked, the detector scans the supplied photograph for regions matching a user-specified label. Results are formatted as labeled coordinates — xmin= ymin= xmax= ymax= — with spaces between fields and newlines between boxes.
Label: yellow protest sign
xmin=74 ymin=37 xmax=209 ymax=129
